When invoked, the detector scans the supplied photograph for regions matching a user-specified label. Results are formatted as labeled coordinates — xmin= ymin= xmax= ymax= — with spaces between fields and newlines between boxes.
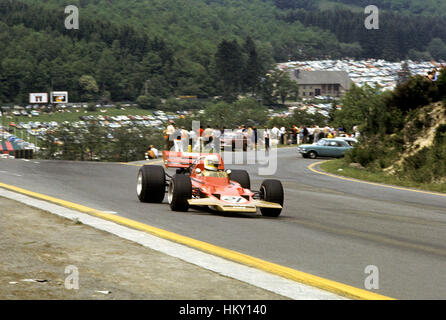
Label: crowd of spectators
xmin=149 ymin=120 xmax=360 ymax=157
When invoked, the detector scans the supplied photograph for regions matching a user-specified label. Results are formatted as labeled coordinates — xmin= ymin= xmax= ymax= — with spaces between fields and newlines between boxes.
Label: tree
xmin=242 ymin=36 xmax=263 ymax=94
xmin=333 ymin=84 xmax=391 ymax=135
xmin=215 ymin=40 xmax=244 ymax=103
xmin=199 ymin=98 xmax=269 ymax=129
xmin=259 ymin=74 xmax=277 ymax=106
xmin=428 ymin=38 xmax=446 ymax=61
xmin=388 ymin=75 xmax=439 ymax=114
xmin=136 ymin=95 xmax=161 ymax=109
xmin=86 ymin=102 xmax=97 ymax=112
xmin=407 ymin=49 xmax=432 ymax=61
xmin=79 ymin=75 xmax=99 ymax=102
xmin=436 ymin=68 xmax=446 ymax=100
xmin=397 ymin=61 xmax=411 ymax=85
xmin=270 ymin=69 xmax=299 ymax=105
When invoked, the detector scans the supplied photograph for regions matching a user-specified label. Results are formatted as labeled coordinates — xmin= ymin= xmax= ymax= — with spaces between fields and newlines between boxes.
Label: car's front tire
xmin=168 ymin=174 xmax=192 ymax=212
xmin=259 ymin=179 xmax=284 ymax=217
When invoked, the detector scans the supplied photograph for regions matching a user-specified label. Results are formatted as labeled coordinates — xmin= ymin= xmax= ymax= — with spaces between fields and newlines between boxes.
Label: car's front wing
xmin=187 ymin=198 xmax=282 ymax=213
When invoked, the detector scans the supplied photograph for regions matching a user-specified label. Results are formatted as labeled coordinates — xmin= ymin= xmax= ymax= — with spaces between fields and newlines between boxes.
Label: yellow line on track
xmin=309 ymin=161 xmax=446 ymax=197
xmin=0 ymin=180 xmax=394 ymax=300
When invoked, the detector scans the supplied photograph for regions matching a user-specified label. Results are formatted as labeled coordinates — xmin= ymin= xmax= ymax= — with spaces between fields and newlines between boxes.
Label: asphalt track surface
xmin=1 ymin=148 xmax=445 ymax=299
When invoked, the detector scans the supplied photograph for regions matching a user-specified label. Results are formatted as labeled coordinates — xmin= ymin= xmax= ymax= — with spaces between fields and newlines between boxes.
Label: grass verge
xmin=320 ymin=159 xmax=446 ymax=194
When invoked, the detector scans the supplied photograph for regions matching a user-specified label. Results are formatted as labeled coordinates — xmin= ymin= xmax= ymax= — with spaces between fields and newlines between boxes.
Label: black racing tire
xmin=137 ymin=165 xmax=166 ymax=203
xmin=302 ymin=153 xmax=309 ymax=159
xmin=308 ymin=151 xmax=318 ymax=159
xmin=229 ymin=169 xmax=251 ymax=189
xmin=260 ymin=179 xmax=284 ymax=217
xmin=168 ymin=174 xmax=192 ymax=212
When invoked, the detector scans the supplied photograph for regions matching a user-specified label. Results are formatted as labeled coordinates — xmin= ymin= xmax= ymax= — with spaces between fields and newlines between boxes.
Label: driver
xmin=201 ymin=155 xmax=227 ymax=178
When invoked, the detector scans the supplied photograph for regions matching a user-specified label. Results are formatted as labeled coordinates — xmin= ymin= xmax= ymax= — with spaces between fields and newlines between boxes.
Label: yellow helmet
xmin=204 ymin=155 xmax=220 ymax=171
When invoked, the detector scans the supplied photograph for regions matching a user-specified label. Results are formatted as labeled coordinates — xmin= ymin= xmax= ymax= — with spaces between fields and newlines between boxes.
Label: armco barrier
xmin=14 ymin=149 xmax=33 ymax=159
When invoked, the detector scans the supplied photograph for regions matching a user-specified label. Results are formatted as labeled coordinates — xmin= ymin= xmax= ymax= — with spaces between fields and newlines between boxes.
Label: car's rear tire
xmin=308 ymin=151 xmax=318 ymax=159
xmin=168 ymin=174 xmax=192 ymax=212
xmin=260 ymin=179 xmax=284 ymax=217
xmin=137 ymin=165 xmax=166 ymax=203
xmin=229 ymin=170 xmax=251 ymax=189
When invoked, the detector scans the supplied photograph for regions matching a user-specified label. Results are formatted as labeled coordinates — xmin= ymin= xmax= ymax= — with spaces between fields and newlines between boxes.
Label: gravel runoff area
xmin=0 ymin=196 xmax=287 ymax=300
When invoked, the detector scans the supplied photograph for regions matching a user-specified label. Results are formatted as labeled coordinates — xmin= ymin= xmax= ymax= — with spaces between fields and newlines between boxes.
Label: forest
xmin=327 ymin=0 xmax=446 ymax=16
xmin=1 ymin=0 xmax=445 ymax=105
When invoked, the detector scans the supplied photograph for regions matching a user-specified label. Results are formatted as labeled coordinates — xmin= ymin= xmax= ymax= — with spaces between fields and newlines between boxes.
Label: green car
xmin=297 ymin=138 xmax=353 ymax=159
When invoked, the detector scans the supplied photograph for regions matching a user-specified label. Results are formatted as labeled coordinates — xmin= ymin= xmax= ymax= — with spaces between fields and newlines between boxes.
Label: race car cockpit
xmin=199 ymin=155 xmax=228 ymax=178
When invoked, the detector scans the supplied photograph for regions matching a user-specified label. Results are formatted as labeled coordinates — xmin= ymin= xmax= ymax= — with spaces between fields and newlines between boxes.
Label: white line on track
xmin=0 ymin=171 xmax=22 ymax=177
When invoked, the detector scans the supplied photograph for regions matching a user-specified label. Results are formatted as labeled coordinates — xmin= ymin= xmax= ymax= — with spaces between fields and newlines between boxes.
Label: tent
xmin=0 ymin=141 xmax=32 ymax=158
xmin=0 ymin=141 xmax=15 ymax=155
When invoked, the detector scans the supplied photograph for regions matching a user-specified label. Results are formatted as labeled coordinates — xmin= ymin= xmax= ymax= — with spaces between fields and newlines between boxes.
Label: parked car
xmin=297 ymin=138 xmax=353 ymax=159
xmin=336 ymin=136 xmax=358 ymax=146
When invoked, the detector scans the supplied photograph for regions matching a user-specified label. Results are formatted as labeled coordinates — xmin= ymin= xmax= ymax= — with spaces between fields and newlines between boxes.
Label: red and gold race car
xmin=137 ymin=151 xmax=284 ymax=217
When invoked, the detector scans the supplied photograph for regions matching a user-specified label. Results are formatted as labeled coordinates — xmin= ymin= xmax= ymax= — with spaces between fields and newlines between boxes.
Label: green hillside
xmin=1 ymin=0 xmax=446 ymax=105
xmin=28 ymin=0 xmax=343 ymax=59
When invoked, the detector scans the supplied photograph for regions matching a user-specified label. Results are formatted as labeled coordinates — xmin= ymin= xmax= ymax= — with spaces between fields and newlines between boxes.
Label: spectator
xmin=199 ymin=125 xmax=204 ymax=137
xmin=428 ymin=69 xmax=438 ymax=81
xmin=173 ymin=126 xmax=183 ymax=152
xmin=271 ymin=125 xmax=280 ymax=147
xmin=297 ymin=126 xmax=303 ymax=144
xmin=263 ymin=126 xmax=270 ymax=152
xmin=252 ymin=126 xmax=258 ymax=149
xmin=280 ymin=126 xmax=286 ymax=145
xmin=203 ymin=125 xmax=214 ymax=147
xmin=165 ymin=121 xmax=175 ymax=150
xmin=146 ymin=145 xmax=159 ymax=159
xmin=189 ymin=127 xmax=198 ymax=151
xmin=212 ymin=127 xmax=221 ymax=152
xmin=308 ymin=126 xmax=315 ymax=144
xmin=292 ymin=125 xmax=299 ymax=144
xmin=247 ymin=126 xmax=254 ymax=150
xmin=302 ymin=126 xmax=309 ymax=144
xmin=314 ymin=127 xmax=321 ymax=143
xmin=194 ymin=126 xmax=204 ymax=152
xmin=180 ymin=126 xmax=189 ymax=151
xmin=322 ymin=127 xmax=328 ymax=139
xmin=151 ymin=145 xmax=159 ymax=158
xmin=433 ymin=69 xmax=439 ymax=82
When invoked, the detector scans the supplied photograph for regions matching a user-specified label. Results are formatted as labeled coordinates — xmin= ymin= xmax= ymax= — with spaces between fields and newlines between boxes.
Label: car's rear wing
xmin=162 ymin=151 xmax=224 ymax=169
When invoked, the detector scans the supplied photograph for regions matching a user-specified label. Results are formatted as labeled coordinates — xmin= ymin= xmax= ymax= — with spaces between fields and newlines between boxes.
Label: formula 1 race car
xmin=136 ymin=151 xmax=284 ymax=217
